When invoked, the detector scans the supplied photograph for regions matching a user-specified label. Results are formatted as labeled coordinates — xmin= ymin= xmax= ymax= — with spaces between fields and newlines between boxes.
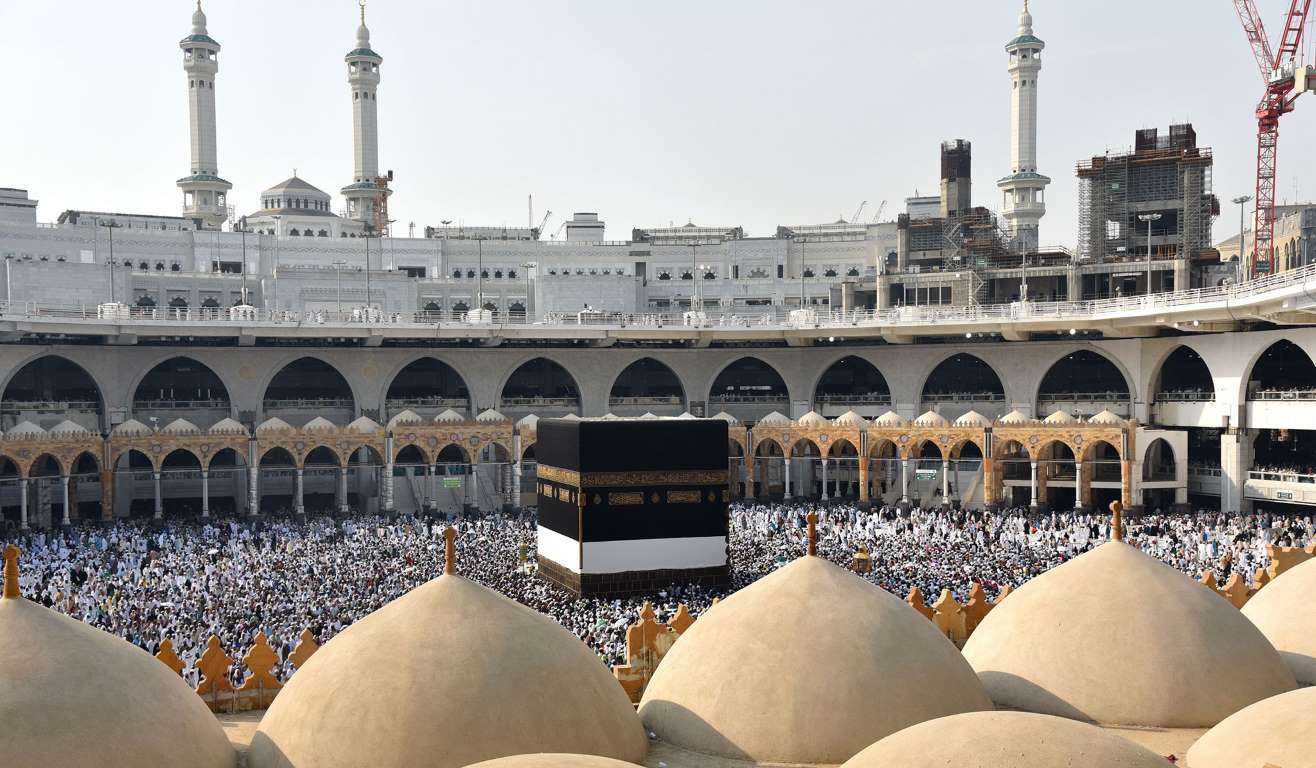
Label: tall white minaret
xmin=997 ymin=0 xmax=1050 ymax=253
xmin=177 ymin=1 xmax=231 ymax=230
xmin=341 ymin=0 xmax=388 ymax=227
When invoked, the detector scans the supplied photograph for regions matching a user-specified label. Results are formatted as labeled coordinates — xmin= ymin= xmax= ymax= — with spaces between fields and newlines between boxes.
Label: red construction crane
xmin=1233 ymin=0 xmax=1313 ymax=276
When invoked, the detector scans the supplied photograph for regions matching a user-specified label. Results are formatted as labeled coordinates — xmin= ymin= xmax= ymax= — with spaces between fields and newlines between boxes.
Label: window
xmin=847 ymin=267 xmax=860 ymax=277
xmin=290 ymin=229 xmax=300 ymax=236
xmin=466 ymin=270 xmax=476 ymax=279
xmin=803 ymin=268 xmax=815 ymax=278
xmin=658 ymin=271 xmax=671 ymax=281
xmin=824 ymin=268 xmax=838 ymax=277
xmin=318 ymin=230 xmax=328 ymax=237
xmin=507 ymin=269 xmax=517 ymax=279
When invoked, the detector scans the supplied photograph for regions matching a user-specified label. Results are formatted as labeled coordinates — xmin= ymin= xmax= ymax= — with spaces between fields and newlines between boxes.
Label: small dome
xmin=160 ymin=418 xmax=200 ymax=434
xmin=756 ymin=411 xmax=791 ymax=425
xmin=250 ymin=573 xmax=646 ymax=768
xmin=833 ymin=410 xmax=869 ymax=428
xmin=638 ymin=412 xmax=659 ymax=420
xmin=1241 ymin=556 xmax=1316 ymax=683
xmin=639 ymin=557 xmax=991 ymax=764
xmin=1042 ymin=410 xmax=1077 ymax=424
xmin=434 ymin=409 xmax=466 ymax=423
xmin=962 ymin=542 xmax=1295 ymax=727
xmin=1087 ymin=408 xmax=1123 ymax=425
xmin=208 ymin=417 xmax=248 ymax=436
xmin=599 ymin=413 xmax=621 ymax=420
xmin=465 ymin=756 xmax=642 ymax=768
xmin=842 ymin=711 xmax=1168 ymax=768
xmin=6 ymin=421 xmax=47 ymax=437
xmin=112 ymin=419 xmax=150 ymax=436
xmin=387 ymin=409 xmax=423 ymax=428
xmin=302 ymin=416 xmax=337 ymax=432
xmin=913 ymin=410 xmax=949 ymax=428
xmin=674 ymin=412 xmax=697 ymax=420
xmin=345 ymin=416 xmax=381 ymax=433
xmin=559 ymin=413 xmax=581 ymax=421
xmin=872 ymin=410 xmax=908 ymax=427
xmin=0 ymin=552 xmax=235 ymax=767
xmin=710 ymin=411 xmax=738 ymax=424
xmin=255 ymin=417 xmax=294 ymax=434
xmin=516 ymin=413 xmax=539 ymax=430
xmin=954 ymin=410 xmax=991 ymax=428
xmin=50 ymin=420 xmax=90 ymax=435
xmin=1186 ymin=686 xmax=1316 ymax=768
xmin=797 ymin=410 xmax=828 ymax=427
xmin=476 ymin=409 xmax=509 ymax=423
xmin=996 ymin=409 xmax=1034 ymax=424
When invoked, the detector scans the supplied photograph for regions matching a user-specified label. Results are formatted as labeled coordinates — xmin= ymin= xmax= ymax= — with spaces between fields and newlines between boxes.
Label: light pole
xmin=99 ymin=219 xmax=121 ymax=304
xmin=476 ymin=237 xmax=485 ymax=315
xmin=1232 ymin=195 xmax=1252 ymax=281
xmin=521 ymin=261 xmax=536 ymax=323
xmin=1137 ymin=213 xmax=1163 ymax=295
xmin=798 ymin=236 xmax=807 ymax=308
xmin=333 ymin=260 xmax=348 ymax=315
xmin=237 ymin=216 xmax=250 ymax=306
xmin=363 ymin=222 xmax=375 ymax=320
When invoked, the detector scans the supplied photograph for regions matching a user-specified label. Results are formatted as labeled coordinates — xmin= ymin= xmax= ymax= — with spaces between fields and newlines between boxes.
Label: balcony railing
xmin=1248 ymin=469 xmax=1316 ymax=483
xmin=1037 ymin=392 xmax=1132 ymax=403
xmin=922 ymin=393 xmax=1006 ymax=403
xmin=133 ymin=399 xmax=230 ymax=410
xmin=499 ymin=397 xmax=579 ymax=408
xmin=1155 ymin=391 xmax=1216 ymax=403
xmin=263 ymin=398 xmax=354 ymax=410
xmin=1250 ymin=389 xmax=1316 ymax=401
xmin=815 ymin=394 xmax=894 ymax=405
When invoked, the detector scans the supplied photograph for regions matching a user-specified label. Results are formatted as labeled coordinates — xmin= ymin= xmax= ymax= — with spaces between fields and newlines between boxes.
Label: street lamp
xmin=1137 ymin=213 xmax=1163 ymax=295
xmin=237 ymin=216 xmax=250 ymax=306
xmin=521 ymin=261 xmax=536 ymax=323
xmin=363 ymin=222 xmax=375 ymax=321
xmin=798 ymin=236 xmax=807 ymax=308
xmin=332 ymin=260 xmax=348 ymax=315
xmin=98 ymin=219 xmax=121 ymax=304
xmin=1232 ymin=195 xmax=1252 ymax=282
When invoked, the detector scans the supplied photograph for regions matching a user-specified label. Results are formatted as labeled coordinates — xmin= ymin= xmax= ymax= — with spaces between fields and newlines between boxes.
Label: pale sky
xmin=3 ymin=0 xmax=1313 ymax=247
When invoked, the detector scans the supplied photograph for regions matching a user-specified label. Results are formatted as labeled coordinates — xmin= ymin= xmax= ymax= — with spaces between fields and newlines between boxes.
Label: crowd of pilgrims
xmin=6 ymin=502 xmax=1313 ymax=684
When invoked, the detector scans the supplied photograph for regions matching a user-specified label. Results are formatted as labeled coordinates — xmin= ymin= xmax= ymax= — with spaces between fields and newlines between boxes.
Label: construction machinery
xmin=372 ymin=170 xmax=393 ymax=237
xmin=1233 ymin=0 xmax=1313 ymax=276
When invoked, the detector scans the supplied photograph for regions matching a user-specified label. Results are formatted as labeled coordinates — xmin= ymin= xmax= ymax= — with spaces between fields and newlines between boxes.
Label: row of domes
xmin=3 ymin=533 xmax=1314 ymax=766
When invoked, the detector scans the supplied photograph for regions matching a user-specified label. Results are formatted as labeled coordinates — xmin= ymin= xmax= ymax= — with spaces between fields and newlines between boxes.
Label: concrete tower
xmin=177 ymin=1 xmax=231 ymax=230
xmin=342 ymin=0 xmax=388 ymax=227
xmin=997 ymin=0 xmax=1050 ymax=253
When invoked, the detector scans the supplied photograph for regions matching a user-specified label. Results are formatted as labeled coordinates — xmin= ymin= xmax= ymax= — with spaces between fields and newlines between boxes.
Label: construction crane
xmin=849 ymin=201 xmax=868 ymax=225
xmin=533 ymin=210 xmax=552 ymax=240
xmin=1234 ymin=0 xmax=1313 ymax=276
xmin=372 ymin=170 xmax=393 ymax=237
xmin=869 ymin=200 xmax=888 ymax=224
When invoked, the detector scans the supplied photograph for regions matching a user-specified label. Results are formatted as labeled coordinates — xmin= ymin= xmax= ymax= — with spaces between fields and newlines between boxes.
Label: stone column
xmin=511 ymin=433 xmax=522 ymax=509
xmin=1120 ymin=458 xmax=1133 ymax=509
xmin=941 ymin=460 xmax=950 ymax=506
xmin=100 ymin=468 xmax=115 ymax=521
xmin=1074 ymin=462 xmax=1085 ymax=510
xmin=61 ymin=476 xmax=71 ymax=526
xmin=858 ymin=458 xmax=869 ymax=503
xmin=18 ymin=478 xmax=28 ymax=529
xmin=901 ymin=457 xmax=909 ymax=503
xmin=783 ymin=457 xmax=792 ymax=500
xmin=1036 ymin=461 xmax=1048 ymax=508
xmin=1029 ymin=461 xmax=1038 ymax=510
xmin=1219 ymin=429 xmax=1251 ymax=514
xmin=383 ymin=434 xmax=395 ymax=514
xmin=152 ymin=472 xmax=163 ymax=520
xmin=982 ymin=457 xmax=995 ymax=507
xmin=295 ymin=468 xmax=305 ymax=515
xmin=337 ymin=466 xmax=349 ymax=513
xmin=744 ymin=455 xmax=756 ymax=501
xmin=248 ymin=466 xmax=259 ymax=516
xmin=201 ymin=470 xmax=210 ymax=518
xmin=424 ymin=465 xmax=434 ymax=510
xmin=821 ymin=458 xmax=830 ymax=501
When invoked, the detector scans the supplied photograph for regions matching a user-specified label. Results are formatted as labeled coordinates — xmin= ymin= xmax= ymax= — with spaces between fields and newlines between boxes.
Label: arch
xmin=1246 ymin=339 xmax=1316 ymax=398
xmin=785 ymin=438 xmax=819 ymax=458
xmin=70 ymin=451 xmax=100 ymax=475
xmin=1152 ymin=345 xmax=1216 ymax=402
xmin=1 ymin=354 xmax=105 ymax=422
xmin=521 ymin=442 xmax=537 ymax=461
xmin=207 ymin=447 xmax=246 ymax=471
xmin=913 ymin=440 xmax=945 ymax=460
xmin=28 ymin=453 xmax=65 ymax=478
xmin=394 ymin=444 xmax=430 ymax=465
xmin=812 ymin=356 xmax=891 ymax=411
xmin=262 ymin=357 xmax=356 ymax=412
xmin=609 ymin=358 xmax=685 ymax=413
xmin=708 ymin=357 xmax=790 ymax=407
xmin=1035 ymin=350 xmax=1131 ymax=407
xmin=258 ymin=447 xmax=297 ymax=468
xmin=131 ymin=356 xmax=232 ymax=412
xmin=384 ymin=357 xmax=472 ymax=415
xmin=826 ymin=438 xmax=859 ymax=458
xmin=303 ymin=446 xmax=342 ymax=467
xmin=868 ymin=437 xmax=899 ymax=459
xmin=920 ymin=353 xmax=1005 ymax=404
xmin=435 ymin=444 xmax=471 ymax=464
xmin=1143 ymin=438 xmax=1176 ymax=481
xmin=161 ymin=449 xmax=202 ymax=470
xmin=499 ymin=357 xmax=581 ymax=412
xmin=1082 ymin=439 xmax=1123 ymax=482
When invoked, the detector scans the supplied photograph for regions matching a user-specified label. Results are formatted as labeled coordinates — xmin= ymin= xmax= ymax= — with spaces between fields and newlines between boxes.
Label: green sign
xmin=442 ymin=477 xmax=462 ymax=489
xmin=915 ymin=469 xmax=938 ymax=480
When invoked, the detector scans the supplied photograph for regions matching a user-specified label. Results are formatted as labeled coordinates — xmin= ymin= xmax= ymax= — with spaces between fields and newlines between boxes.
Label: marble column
xmin=201 ymin=470 xmax=210 ymax=518
xmin=152 ymin=472 xmax=163 ymax=519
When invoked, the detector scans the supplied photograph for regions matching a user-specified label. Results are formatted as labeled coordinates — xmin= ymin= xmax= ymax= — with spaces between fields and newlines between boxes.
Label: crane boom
xmin=1235 ymin=0 xmax=1276 ymax=82
xmin=1274 ymin=0 xmax=1313 ymax=68
xmin=850 ymin=201 xmax=867 ymax=225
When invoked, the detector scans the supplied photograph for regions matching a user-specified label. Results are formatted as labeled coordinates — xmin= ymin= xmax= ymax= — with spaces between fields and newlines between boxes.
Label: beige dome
xmin=1087 ymin=408 xmax=1123 ymax=424
xmin=756 ymin=411 xmax=791 ymax=425
xmin=464 ymin=755 xmax=642 ymax=768
xmin=872 ymin=410 xmax=908 ymax=427
xmin=1042 ymin=409 xmax=1076 ymax=424
xmin=797 ymin=410 xmax=828 ymax=427
xmin=962 ymin=542 xmax=1295 ymax=727
xmin=0 ymin=575 xmax=235 ymax=767
xmin=1241 ymin=555 xmax=1316 ymax=683
xmin=638 ymin=556 xmax=991 ymax=765
xmin=833 ymin=410 xmax=869 ymax=428
xmin=912 ymin=410 xmax=949 ymax=427
xmin=1186 ymin=686 xmax=1316 ymax=768
xmin=842 ymin=711 xmax=1168 ymax=768
xmin=995 ymin=409 xmax=1034 ymax=424
xmin=954 ymin=410 xmax=991 ymax=428
xmin=250 ymin=573 xmax=646 ymax=768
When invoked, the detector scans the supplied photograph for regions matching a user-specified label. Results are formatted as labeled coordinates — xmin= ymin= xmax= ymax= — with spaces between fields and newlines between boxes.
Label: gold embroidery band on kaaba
xmin=537 ymin=466 xmax=728 ymax=489
xmin=607 ymin=492 xmax=644 ymax=505
xmin=666 ymin=490 xmax=702 ymax=504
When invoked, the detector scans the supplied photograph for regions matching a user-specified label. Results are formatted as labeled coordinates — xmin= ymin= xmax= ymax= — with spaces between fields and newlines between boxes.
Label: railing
xmin=815 ymin=394 xmax=893 ymax=405
xmin=133 ymin=399 xmax=230 ymax=410
xmin=1248 ymin=470 xmax=1316 ymax=483
xmin=1189 ymin=465 xmax=1222 ymax=478
xmin=1156 ymin=391 xmax=1216 ymax=403
xmin=708 ymin=394 xmax=790 ymax=404
xmin=2 ymin=260 xmax=1316 ymax=333
xmin=1037 ymin=393 xmax=1132 ymax=403
xmin=922 ymin=393 xmax=1006 ymax=403
xmin=384 ymin=397 xmax=470 ymax=410
xmin=498 ymin=397 xmax=579 ymax=408
xmin=1251 ymin=389 xmax=1316 ymax=401
xmin=262 ymin=398 xmax=354 ymax=410
xmin=0 ymin=400 xmax=100 ymax=412
xmin=606 ymin=396 xmax=683 ymax=405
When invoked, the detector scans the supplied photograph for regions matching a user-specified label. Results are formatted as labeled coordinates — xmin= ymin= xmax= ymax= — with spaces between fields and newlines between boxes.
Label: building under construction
xmin=1077 ymin=124 xmax=1219 ymax=267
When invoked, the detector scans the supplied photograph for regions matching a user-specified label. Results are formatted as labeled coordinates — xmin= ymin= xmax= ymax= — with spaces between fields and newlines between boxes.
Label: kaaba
xmin=534 ymin=417 xmax=730 ymax=598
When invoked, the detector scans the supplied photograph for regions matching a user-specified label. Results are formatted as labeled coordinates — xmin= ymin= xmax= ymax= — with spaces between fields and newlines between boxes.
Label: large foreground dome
xmin=1241 ymin=555 xmax=1316 ymax=683
xmin=249 ymin=554 xmax=647 ymax=768
xmin=638 ymin=555 xmax=992 ymax=765
xmin=962 ymin=541 xmax=1295 ymax=726
xmin=1186 ymin=686 xmax=1316 ymax=768
xmin=0 ymin=547 xmax=235 ymax=768
xmin=841 ymin=711 xmax=1168 ymax=768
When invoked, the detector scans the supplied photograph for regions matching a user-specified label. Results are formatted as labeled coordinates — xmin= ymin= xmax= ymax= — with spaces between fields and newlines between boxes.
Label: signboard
xmin=914 ymin=469 xmax=938 ymax=480
xmin=1276 ymin=490 xmax=1294 ymax=500
xmin=442 ymin=478 xmax=462 ymax=489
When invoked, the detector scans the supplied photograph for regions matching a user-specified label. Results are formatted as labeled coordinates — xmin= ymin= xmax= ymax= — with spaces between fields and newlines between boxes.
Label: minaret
xmin=177 ymin=1 xmax=232 ymax=230
xmin=342 ymin=0 xmax=388 ymax=227
xmin=997 ymin=0 xmax=1050 ymax=253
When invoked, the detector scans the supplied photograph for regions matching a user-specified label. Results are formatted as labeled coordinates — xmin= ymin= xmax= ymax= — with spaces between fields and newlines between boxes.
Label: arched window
xmin=289 ymin=228 xmax=300 ymax=236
